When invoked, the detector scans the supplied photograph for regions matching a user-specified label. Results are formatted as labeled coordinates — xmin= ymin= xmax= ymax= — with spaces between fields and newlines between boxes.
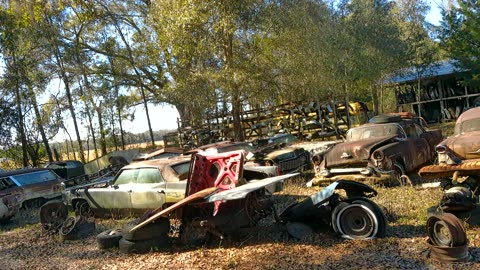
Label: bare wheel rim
xmin=336 ymin=204 xmax=378 ymax=239
xmin=432 ymin=220 xmax=452 ymax=246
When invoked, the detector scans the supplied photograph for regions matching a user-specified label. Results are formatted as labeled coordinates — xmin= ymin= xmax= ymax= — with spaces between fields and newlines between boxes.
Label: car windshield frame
xmin=346 ymin=123 xmax=406 ymax=142
xmin=455 ymin=118 xmax=480 ymax=135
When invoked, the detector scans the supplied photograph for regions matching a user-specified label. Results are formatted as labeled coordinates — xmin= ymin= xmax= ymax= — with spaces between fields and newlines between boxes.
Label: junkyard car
xmin=62 ymin=156 xmax=192 ymax=217
xmin=419 ymin=107 xmax=480 ymax=224
xmin=251 ymin=134 xmax=312 ymax=174
xmin=311 ymin=114 xmax=442 ymax=186
xmin=0 ymin=168 xmax=63 ymax=208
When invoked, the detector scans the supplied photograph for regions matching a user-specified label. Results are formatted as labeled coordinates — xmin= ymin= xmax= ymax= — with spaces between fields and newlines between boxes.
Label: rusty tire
xmin=96 ymin=229 xmax=123 ymax=249
xmin=75 ymin=201 xmax=94 ymax=218
xmin=122 ymin=218 xmax=169 ymax=241
xmin=39 ymin=201 xmax=68 ymax=226
xmin=119 ymin=236 xmax=170 ymax=254
xmin=427 ymin=213 xmax=467 ymax=247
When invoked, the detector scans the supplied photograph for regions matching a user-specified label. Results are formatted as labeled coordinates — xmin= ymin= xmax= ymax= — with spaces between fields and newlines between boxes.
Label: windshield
xmin=455 ymin=118 xmax=480 ymax=135
xmin=346 ymin=123 xmax=405 ymax=142
xmin=114 ymin=168 xmax=163 ymax=185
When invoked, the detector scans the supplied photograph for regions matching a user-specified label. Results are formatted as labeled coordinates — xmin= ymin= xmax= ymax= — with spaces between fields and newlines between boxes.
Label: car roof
xmin=122 ymin=155 xmax=191 ymax=169
xmin=186 ymin=141 xmax=250 ymax=154
xmin=0 ymin=168 xmax=53 ymax=178
xmin=457 ymin=107 xmax=480 ymax=123
xmin=133 ymin=147 xmax=185 ymax=161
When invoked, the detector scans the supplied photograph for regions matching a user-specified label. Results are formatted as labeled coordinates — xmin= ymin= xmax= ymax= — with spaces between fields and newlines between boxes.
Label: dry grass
xmin=1 ymin=176 xmax=479 ymax=270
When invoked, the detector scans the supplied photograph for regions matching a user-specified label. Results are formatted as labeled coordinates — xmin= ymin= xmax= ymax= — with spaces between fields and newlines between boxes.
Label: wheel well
xmin=71 ymin=198 xmax=87 ymax=209
xmin=393 ymin=159 xmax=406 ymax=173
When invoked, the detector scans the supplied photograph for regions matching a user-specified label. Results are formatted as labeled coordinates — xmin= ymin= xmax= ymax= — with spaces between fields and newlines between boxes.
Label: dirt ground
xmin=1 ymin=175 xmax=479 ymax=270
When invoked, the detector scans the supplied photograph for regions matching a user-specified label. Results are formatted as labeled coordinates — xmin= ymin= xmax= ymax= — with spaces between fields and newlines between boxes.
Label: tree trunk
xmin=231 ymin=94 xmax=245 ymax=142
xmin=141 ymin=85 xmax=155 ymax=147
xmin=27 ymin=84 xmax=54 ymax=162
xmin=14 ymin=76 xmax=29 ymax=167
xmin=371 ymin=86 xmax=379 ymax=115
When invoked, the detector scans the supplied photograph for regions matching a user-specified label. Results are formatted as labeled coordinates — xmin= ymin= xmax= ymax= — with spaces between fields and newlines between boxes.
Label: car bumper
xmin=311 ymin=173 xmax=399 ymax=186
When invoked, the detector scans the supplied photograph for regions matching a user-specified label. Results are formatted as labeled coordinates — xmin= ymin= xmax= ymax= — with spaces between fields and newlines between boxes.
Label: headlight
xmin=372 ymin=150 xmax=384 ymax=161
xmin=435 ymin=145 xmax=447 ymax=154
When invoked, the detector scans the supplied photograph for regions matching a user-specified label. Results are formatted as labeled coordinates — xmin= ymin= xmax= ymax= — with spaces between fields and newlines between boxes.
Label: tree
xmin=441 ymin=0 xmax=480 ymax=83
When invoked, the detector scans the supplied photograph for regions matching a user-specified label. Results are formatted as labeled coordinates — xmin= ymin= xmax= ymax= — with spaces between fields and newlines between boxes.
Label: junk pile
xmin=39 ymin=201 xmax=95 ymax=240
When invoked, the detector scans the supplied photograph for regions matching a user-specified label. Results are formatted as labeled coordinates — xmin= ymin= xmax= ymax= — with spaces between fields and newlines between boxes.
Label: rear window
xmin=11 ymin=170 xmax=59 ymax=186
xmin=171 ymin=162 xmax=191 ymax=176
xmin=455 ymin=118 xmax=480 ymax=134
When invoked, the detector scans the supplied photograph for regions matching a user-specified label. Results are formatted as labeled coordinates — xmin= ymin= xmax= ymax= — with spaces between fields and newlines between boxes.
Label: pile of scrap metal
xmin=94 ymin=150 xmax=298 ymax=253
xmin=426 ymin=213 xmax=470 ymax=263
xmin=280 ymin=180 xmax=386 ymax=240
xmin=39 ymin=201 xmax=95 ymax=240
xmin=419 ymin=107 xmax=480 ymax=225
xmin=94 ymin=151 xmax=387 ymax=254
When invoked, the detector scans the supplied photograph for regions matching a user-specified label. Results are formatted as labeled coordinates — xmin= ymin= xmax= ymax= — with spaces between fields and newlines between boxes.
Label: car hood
xmin=442 ymin=131 xmax=480 ymax=160
xmin=325 ymin=135 xmax=397 ymax=167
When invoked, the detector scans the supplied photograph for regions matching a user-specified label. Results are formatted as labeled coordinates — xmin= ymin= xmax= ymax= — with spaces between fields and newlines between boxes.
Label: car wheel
xmin=96 ymin=229 xmax=123 ymax=249
xmin=392 ymin=162 xmax=410 ymax=186
xmin=39 ymin=201 xmax=68 ymax=228
xmin=427 ymin=213 xmax=467 ymax=247
xmin=122 ymin=217 xmax=170 ymax=241
xmin=180 ymin=221 xmax=209 ymax=246
xmin=60 ymin=216 xmax=96 ymax=240
xmin=75 ymin=201 xmax=94 ymax=218
xmin=332 ymin=202 xmax=379 ymax=239
xmin=119 ymin=236 xmax=170 ymax=254
xmin=350 ymin=198 xmax=387 ymax=238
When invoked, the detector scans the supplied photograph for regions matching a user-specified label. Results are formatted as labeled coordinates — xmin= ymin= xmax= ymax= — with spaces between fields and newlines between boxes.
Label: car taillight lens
xmin=435 ymin=145 xmax=447 ymax=154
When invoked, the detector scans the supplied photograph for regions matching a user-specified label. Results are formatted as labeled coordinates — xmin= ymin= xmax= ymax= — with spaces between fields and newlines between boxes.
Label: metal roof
xmin=385 ymin=60 xmax=467 ymax=84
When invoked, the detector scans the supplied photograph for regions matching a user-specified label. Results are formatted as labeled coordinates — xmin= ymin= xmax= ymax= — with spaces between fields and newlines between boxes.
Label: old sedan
xmin=419 ymin=107 xmax=480 ymax=223
xmin=311 ymin=114 xmax=442 ymax=186
xmin=63 ymin=156 xmax=192 ymax=217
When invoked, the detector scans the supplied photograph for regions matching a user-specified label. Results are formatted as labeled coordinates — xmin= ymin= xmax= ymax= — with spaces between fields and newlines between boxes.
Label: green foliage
xmin=441 ymin=0 xmax=480 ymax=83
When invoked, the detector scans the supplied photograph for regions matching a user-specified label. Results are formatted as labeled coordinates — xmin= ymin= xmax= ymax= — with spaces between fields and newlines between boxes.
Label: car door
xmin=82 ymin=170 xmax=133 ymax=211
xmin=129 ymin=168 xmax=166 ymax=210
xmin=405 ymin=123 xmax=430 ymax=169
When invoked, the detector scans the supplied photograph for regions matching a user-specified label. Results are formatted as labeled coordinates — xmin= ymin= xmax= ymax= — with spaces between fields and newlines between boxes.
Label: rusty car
xmin=0 ymin=168 xmax=63 ymax=208
xmin=419 ymin=107 xmax=480 ymax=224
xmin=250 ymin=134 xmax=312 ymax=174
xmin=310 ymin=114 xmax=442 ymax=186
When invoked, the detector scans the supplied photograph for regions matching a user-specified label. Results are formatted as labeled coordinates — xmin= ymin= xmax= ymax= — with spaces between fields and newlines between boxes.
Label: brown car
xmin=419 ymin=107 xmax=480 ymax=222
xmin=311 ymin=114 xmax=442 ymax=186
